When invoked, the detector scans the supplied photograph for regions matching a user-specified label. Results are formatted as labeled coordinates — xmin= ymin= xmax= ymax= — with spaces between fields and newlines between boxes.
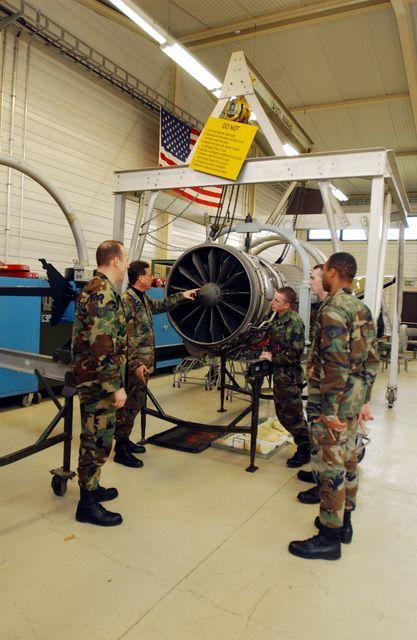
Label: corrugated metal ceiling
xmin=117 ymin=0 xmax=330 ymax=37
xmin=100 ymin=0 xmax=417 ymax=196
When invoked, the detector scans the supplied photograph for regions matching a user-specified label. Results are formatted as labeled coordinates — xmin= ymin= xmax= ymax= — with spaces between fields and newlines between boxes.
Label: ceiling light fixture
xmin=107 ymin=0 xmax=167 ymax=44
xmin=162 ymin=43 xmax=221 ymax=91
xmin=282 ymin=143 xmax=299 ymax=156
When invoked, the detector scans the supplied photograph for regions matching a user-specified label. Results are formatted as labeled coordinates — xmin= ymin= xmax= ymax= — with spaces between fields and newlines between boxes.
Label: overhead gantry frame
xmin=113 ymin=146 xmax=410 ymax=407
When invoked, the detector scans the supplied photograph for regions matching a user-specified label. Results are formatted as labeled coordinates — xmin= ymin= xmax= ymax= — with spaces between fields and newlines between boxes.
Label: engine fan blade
xmin=207 ymin=248 xmax=217 ymax=281
xmin=181 ymin=305 xmax=203 ymax=324
xmin=178 ymin=265 xmax=203 ymax=287
xmin=192 ymin=252 xmax=208 ymax=284
xmin=216 ymin=255 xmax=233 ymax=284
xmin=194 ymin=308 xmax=209 ymax=339
xmin=219 ymin=300 xmax=247 ymax=317
xmin=216 ymin=303 xmax=234 ymax=335
xmin=220 ymin=270 xmax=246 ymax=289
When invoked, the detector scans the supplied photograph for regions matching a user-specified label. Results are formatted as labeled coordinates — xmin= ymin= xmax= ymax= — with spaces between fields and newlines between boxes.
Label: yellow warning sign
xmin=190 ymin=117 xmax=257 ymax=181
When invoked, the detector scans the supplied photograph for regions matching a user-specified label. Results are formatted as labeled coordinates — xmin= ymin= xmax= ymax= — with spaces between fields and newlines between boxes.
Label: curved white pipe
xmin=0 ymin=153 xmax=89 ymax=265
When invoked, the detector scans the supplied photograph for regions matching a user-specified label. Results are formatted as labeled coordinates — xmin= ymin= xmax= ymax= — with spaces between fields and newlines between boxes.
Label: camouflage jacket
xmin=124 ymin=287 xmax=184 ymax=374
xmin=72 ymin=272 xmax=127 ymax=393
xmin=307 ymin=288 xmax=380 ymax=419
xmin=266 ymin=309 xmax=305 ymax=385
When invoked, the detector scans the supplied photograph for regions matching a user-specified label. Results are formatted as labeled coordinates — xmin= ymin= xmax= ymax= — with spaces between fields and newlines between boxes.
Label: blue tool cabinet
xmin=148 ymin=287 xmax=184 ymax=369
xmin=0 ymin=276 xmax=50 ymax=400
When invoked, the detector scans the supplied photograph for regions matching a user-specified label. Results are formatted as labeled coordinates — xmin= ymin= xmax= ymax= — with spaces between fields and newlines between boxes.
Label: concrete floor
xmin=1 ymin=365 xmax=416 ymax=640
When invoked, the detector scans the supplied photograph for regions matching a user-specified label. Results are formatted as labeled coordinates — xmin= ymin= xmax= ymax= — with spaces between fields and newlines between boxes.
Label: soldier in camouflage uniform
xmin=260 ymin=287 xmax=310 ymax=467
xmin=297 ymin=263 xmax=329 ymax=489
xmin=113 ymin=260 xmax=198 ymax=467
xmin=72 ymin=240 xmax=128 ymax=527
xmin=289 ymin=252 xmax=379 ymax=560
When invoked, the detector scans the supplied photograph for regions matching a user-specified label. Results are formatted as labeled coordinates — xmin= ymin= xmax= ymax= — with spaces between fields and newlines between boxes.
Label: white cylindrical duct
xmin=0 ymin=153 xmax=89 ymax=265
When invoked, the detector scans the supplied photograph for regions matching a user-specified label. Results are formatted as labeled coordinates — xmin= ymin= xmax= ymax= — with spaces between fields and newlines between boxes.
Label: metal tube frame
xmin=114 ymin=147 xmax=410 ymax=407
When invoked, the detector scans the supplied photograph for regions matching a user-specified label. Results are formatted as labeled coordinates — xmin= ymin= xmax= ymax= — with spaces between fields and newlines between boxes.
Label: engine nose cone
xmin=198 ymin=283 xmax=221 ymax=307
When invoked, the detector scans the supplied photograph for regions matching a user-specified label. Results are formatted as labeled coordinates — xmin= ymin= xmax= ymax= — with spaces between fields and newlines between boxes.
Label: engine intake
xmin=166 ymin=243 xmax=303 ymax=355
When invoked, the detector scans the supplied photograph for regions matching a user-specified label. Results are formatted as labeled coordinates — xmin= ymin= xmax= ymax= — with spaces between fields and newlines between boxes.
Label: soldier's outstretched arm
xmin=87 ymin=289 xmax=124 ymax=393
xmin=320 ymin=308 xmax=350 ymax=416
xmin=149 ymin=291 xmax=187 ymax=314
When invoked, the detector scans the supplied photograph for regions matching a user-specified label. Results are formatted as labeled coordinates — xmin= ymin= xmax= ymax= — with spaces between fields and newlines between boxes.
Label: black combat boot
xmin=127 ymin=439 xmax=146 ymax=454
xmin=286 ymin=445 xmax=310 ymax=468
xmin=289 ymin=524 xmax=341 ymax=560
xmin=297 ymin=470 xmax=315 ymax=484
xmin=114 ymin=439 xmax=144 ymax=468
xmin=76 ymin=488 xmax=122 ymax=526
xmin=93 ymin=485 xmax=118 ymax=502
xmin=297 ymin=485 xmax=320 ymax=504
xmin=314 ymin=511 xmax=353 ymax=544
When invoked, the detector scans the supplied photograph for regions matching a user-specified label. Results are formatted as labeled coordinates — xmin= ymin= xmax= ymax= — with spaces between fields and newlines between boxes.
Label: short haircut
xmin=96 ymin=240 xmax=124 ymax=267
xmin=312 ymin=263 xmax=323 ymax=271
xmin=326 ymin=252 xmax=357 ymax=281
xmin=276 ymin=286 xmax=297 ymax=308
xmin=128 ymin=260 xmax=150 ymax=285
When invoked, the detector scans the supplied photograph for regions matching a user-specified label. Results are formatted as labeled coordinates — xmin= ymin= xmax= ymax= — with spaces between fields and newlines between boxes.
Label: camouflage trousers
xmin=77 ymin=386 xmax=116 ymax=491
xmin=309 ymin=417 xmax=359 ymax=529
xmin=114 ymin=377 xmax=147 ymax=440
xmin=273 ymin=378 xmax=310 ymax=448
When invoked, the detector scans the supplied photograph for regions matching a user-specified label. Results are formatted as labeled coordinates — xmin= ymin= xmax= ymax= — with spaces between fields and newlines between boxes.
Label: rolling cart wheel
xmin=21 ymin=393 xmax=34 ymax=407
xmin=386 ymin=388 xmax=396 ymax=408
xmin=51 ymin=475 xmax=67 ymax=497
xmin=33 ymin=392 xmax=42 ymax=404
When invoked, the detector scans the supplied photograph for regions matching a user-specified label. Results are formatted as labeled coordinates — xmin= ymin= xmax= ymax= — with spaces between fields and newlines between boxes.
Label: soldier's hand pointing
xmin=183 ymin=288 xmax=199 ymax=300
xmin=113 ymin=388 xmax=127 ymax=408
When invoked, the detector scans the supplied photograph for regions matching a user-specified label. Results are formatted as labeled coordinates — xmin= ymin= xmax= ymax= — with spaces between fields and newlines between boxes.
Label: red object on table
xmin=0 ymin=264 xmax=39 ymax=278
xmin=151 ymin=277 xmax=166 ymax=288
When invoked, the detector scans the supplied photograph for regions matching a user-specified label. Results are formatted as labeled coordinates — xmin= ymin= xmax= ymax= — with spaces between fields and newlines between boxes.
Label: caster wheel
xmin=21 ymin=393 xmax=34 ymax=407
xmin=386 ymin=388 xmax=396 ymax=408
xmin=51 ymin=475 xmax=67 ymax=496
xmin=33 ymin=392 xmax=42 ymax=404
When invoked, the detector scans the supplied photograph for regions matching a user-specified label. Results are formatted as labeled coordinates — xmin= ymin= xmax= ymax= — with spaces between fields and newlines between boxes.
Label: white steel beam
xmin=182 ymin=0 xmax=390 ymax=50
xmin=291 ymin=92 xmax=409 ymax=113
xmin=115 ymin=149 xmax=387 ymax=193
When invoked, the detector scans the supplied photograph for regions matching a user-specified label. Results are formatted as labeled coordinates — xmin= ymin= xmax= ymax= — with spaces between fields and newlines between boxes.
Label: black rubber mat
xmin=147 ymin=425 xmax=224 ymax=453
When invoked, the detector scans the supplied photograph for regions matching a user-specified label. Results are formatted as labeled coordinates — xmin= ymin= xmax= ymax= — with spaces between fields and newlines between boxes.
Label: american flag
xmin=159 ymin=108 xmax=222 ymax=208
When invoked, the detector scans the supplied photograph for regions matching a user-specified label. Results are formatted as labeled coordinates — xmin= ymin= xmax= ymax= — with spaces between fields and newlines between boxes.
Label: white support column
xmin=374 ymin=192 xmax=391 ymax=319
xmin=318 ymin=181 xmax=341 ymax=253
xmin=113 ymin=193 xmax=126 ymax=242
xmin=364 ymin=177 xmax=384 ymax=318
xmin=128 ymin=193 xmax=145 ymax=263
xmin=387 ymin=220 xmax=405 ymax=405
xmin=135 ymin=190 xmax=159 ymax=260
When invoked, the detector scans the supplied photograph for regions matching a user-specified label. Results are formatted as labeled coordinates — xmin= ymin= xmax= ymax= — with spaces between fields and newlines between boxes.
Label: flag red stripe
xmin=159 ymin=153 xmax=222 ymax=198
xmin=174 ymin=188 xmax=220 ymax=208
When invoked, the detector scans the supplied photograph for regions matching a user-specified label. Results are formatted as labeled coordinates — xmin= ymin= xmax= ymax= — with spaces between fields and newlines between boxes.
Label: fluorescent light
xmin=162 ymin=43 xmax=221 ymax=91
xmin=283 ymin=143 xmax=299 ymax=156
xmin=329 ymin=183 xmax=349 ymax=202
xmin=107 ymin=0 xmax=167 ymax=45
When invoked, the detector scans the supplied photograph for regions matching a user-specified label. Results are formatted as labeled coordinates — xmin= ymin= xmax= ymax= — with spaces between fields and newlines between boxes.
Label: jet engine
xmin=166 ymin=243 xmax=304 ymax=357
